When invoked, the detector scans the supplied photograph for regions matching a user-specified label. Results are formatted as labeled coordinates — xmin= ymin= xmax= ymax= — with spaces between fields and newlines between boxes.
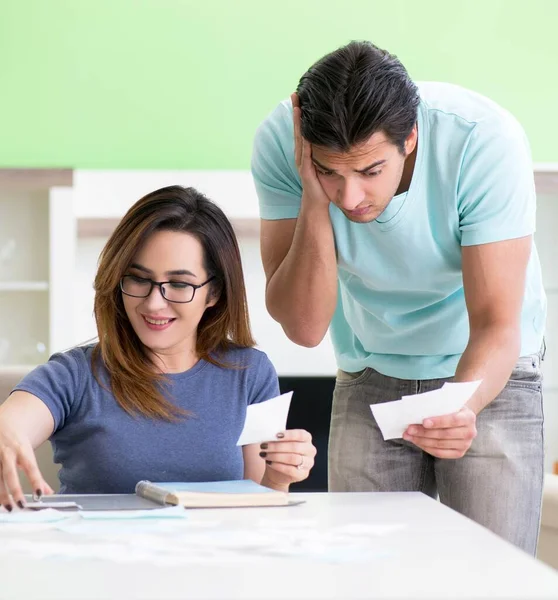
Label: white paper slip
xmin=0 ymin=508 xmax=74 ymax=523
xmin=79 ymin=506 xmax=188 ymax=520
xmin=236 ymin=391 xmax=293 ymax=446
xmin=370 ymin=380 xmax=482 ymax=440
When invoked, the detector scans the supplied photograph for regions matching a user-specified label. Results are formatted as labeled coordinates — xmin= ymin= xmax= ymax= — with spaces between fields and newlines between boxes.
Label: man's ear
xmin=404 ymin=124 xmax=418 ymax=156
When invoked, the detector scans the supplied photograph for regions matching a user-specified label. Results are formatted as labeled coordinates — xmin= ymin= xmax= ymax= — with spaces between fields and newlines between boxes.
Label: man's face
xmin=311 ymin=127 xmax=417 ymax=224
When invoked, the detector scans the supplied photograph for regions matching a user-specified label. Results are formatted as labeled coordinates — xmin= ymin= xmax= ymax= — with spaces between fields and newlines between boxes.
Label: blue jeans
xmin=328 ymin=353 xmax=545 ymax=555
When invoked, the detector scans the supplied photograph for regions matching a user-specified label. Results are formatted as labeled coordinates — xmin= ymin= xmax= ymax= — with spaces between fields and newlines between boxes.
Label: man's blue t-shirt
xmin=251 ymin=82 xmax=546 ymax=379
xmin=14 ymin=344 xmax=279 ymax=493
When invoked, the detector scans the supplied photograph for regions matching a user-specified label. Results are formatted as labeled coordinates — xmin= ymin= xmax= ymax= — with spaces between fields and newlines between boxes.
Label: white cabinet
xmin=0 ymin=171 xmax=75 ymax=367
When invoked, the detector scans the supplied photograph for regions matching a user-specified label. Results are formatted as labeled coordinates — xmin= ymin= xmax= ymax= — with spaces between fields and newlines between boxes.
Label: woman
xmin=0 ymin=185 xmax=316 ymax=510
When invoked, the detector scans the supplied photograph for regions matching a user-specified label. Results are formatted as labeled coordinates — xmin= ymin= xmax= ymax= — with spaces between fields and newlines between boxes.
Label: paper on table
xmin=56 ymin=519 xmax=192 ymax=536
xmin=0 ymin=508 xmax=74 ymax=523
xmin=1 ymin=516 xmax=403 ymax=565
xmin=79 ymin=506 xmax=188 ymax=520
xmin=236 ymin=391 xmax=293 ymax=446
xmin=370 ymin=380 xmax=482 ymax=440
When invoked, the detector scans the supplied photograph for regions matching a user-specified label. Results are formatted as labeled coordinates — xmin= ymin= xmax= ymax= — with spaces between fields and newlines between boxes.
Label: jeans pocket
xmin=335 ymin=368 xmax=372 ymax=387
xmin=508 ymin=354 xmax=543 ymax=388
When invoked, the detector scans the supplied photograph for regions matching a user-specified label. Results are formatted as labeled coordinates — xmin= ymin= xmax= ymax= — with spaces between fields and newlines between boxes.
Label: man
xmin=251 ymin=40 xmax=546 ymax=555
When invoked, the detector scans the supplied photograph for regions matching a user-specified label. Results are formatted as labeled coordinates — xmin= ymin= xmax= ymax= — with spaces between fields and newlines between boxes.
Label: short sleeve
xmin=247 ymin=351 xmax=280 ymax=405
xmin=12 ymin=348 xmax=88 ymax=431
xmin=251 ymin=100 xmax=303 ymax=220
xmin=458 ymin=117 xmax=536 ymax=247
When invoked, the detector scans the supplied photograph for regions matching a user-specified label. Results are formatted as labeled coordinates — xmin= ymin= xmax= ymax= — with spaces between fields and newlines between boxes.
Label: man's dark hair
xmin=296 ymin=41 xmax=419 ymax=153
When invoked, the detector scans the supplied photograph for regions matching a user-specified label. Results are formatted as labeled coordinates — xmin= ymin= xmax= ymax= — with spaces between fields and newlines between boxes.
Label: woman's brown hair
xmin=92 ymin=185 xmax=255 ymax=420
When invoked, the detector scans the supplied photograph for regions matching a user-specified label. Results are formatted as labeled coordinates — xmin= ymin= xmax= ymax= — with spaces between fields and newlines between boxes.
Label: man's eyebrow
xmin=311 ymin=158 xmax=336 ymax=172
xmin=311 ymin=158 xmax=387 ymax=173
xmin=355 ymin=160 xmax=386 ymax=173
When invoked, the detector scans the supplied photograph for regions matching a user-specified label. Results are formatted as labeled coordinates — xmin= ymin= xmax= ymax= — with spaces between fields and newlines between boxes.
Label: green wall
xmin=1 ymin=0 xmax=556 ymax=168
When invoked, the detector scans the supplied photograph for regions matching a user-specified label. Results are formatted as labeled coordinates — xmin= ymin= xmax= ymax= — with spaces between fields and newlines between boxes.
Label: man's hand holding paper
xmin=371 ymin=381 xmax=482 ymax=459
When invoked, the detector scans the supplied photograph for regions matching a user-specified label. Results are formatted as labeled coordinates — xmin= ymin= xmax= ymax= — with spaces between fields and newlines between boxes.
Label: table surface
xmin=1 ymin=492 xmax=557 ymax=600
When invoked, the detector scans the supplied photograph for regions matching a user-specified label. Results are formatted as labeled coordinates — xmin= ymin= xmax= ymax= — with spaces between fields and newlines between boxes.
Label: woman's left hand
xmin=260 ymin=429 xmax=317 ymax=490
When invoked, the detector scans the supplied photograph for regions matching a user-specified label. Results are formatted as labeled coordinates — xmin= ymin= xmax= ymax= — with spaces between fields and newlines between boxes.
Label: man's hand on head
xmin=292 ymin=93 xmax=330 ymax=211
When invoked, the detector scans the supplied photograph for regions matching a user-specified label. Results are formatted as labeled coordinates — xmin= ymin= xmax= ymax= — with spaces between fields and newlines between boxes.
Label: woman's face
xmin=122 ymin=230 xmax=217 ymax=363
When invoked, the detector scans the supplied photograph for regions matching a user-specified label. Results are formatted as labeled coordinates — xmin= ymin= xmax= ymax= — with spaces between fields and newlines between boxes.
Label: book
xmin=135 ymin=479 xmax=289 ymax=508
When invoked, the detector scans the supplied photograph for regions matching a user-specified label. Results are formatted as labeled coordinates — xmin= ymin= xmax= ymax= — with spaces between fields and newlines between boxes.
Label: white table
xmin=0 ymin=492 xmax=557 ymax=599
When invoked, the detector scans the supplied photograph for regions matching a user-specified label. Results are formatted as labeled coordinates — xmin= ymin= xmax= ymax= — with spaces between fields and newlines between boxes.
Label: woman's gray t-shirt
xmin=14 ymin=344 xmax=280 ymax=493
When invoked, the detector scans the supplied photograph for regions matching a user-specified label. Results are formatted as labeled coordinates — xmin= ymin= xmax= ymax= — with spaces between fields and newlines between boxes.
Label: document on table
xmin=236 ymin=391 xmax=293 ymax=446
xmin=78 ymin=506 xmax=188 ymax=520
xmin=370 ymin=380 xmax=482 ymax=440
xmin=0 ymin=519 xmax=404 ymax=565
xmin=0 ymin=508 xmax=73 ymax=524
xmin=0 ymin=506 xmax=187 ymax=530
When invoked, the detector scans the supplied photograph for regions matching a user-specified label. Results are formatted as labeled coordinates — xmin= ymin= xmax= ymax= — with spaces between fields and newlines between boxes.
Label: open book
xmin=135 ymin=479 xmax=289 ymax=508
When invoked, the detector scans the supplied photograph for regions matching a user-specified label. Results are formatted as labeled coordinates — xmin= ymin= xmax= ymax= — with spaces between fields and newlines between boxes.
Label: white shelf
xmin=0 ymin=281 xmax=49 ymax=292
xmin=0 ymin=176 xmax=75 ymax=366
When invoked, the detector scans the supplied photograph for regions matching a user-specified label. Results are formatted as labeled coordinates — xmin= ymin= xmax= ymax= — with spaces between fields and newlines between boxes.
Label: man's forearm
xmin=266 ymin=201 xmax=337 ymax=347
xmin=455 ymin=325 xmax=521 ymax=414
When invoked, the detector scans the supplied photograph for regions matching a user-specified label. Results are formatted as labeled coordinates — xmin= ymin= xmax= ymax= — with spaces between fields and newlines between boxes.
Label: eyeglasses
xmin=120 ymin=274 xmax=215 ymax=304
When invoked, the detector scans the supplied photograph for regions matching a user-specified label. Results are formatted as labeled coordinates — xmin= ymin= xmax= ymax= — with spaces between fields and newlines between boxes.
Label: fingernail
xmin=17 ymin=500 xmax=25 ymax=509
xmin=276 ymin=432 xmax=285 ymax=439
xmin=5 ymin=504 xmax=12 ymax=512
xmin=408 ymin=427 xmax=417 ymax=435
xmin=35 ymin=489 xmax=42 ymax=500
xmin=260 ymin=443 xmax=268 ymax=450
xmin=259 ymin=451 xmax=267 ymax=458
xmin=424 ymin=420 xmax=433 ymax=428
xmin=266 ymin=460 xmax=272 ymax=465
